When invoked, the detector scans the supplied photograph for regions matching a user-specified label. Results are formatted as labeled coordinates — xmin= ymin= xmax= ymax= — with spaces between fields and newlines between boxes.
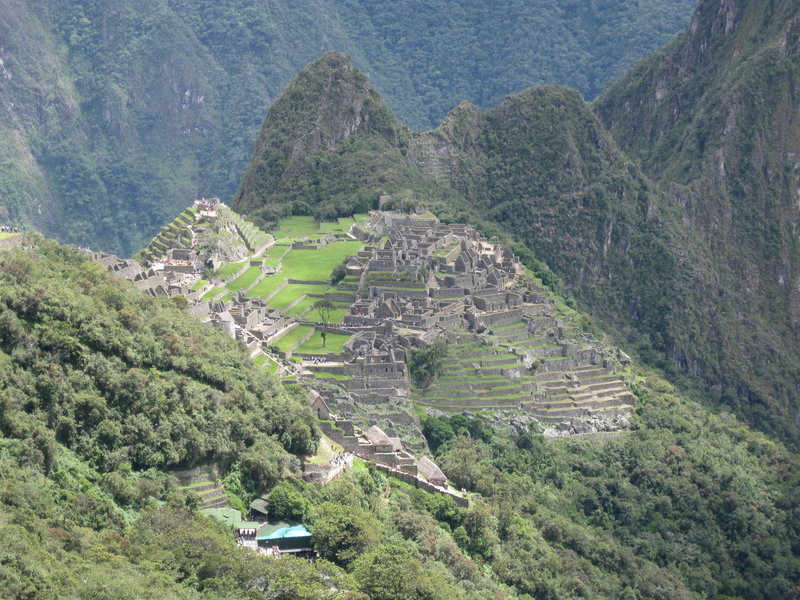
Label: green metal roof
xmin=249 ymin=496 xmax=269 ymax=515
xmin=201 ymin=507 xmax=241 ymax=528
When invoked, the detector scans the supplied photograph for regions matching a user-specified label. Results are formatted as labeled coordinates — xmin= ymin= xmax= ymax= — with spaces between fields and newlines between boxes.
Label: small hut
xmin=418 ymin=456 xmax=448 ymax=487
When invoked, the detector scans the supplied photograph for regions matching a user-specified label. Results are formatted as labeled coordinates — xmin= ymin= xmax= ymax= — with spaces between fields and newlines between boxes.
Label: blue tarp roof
xmin=257 ymin=524 xmax=312 ymax=541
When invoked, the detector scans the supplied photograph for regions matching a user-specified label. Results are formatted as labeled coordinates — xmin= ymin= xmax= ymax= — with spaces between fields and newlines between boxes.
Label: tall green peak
xmin=233 ymin=52 xmax=405 ymax=216
xmin=233 ymin=53 xmax=452 ymax=225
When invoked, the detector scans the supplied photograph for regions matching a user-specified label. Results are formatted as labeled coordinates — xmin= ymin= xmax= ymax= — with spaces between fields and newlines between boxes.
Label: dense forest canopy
xmin=0 ymin=0 xmax=693 ymax=255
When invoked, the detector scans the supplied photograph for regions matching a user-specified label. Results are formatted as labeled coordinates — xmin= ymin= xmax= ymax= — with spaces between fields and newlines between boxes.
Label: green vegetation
xmin=0 ymin=238 xmax=318 ymax=476
xmin=226 ymin=265 xmax=262 ymax=291
xmin=246 ymin=273 xmax=285 ymax=299
xmin=281 ymin=242 xmax=364 ymax=281
xmin=272 ymin=216 xmax=320 ymax=239
xmin=296 ymin=331 xmax=350 ymax=355
xmin=267 ymin=284 xmax=325 ymax=311
xmin=272 ymin=325 xmax=314 ymax=355
xmin=408 ymin=342 xmax=447 ymax=388
xmin=217 ymin=259 xmax=248 ymax=280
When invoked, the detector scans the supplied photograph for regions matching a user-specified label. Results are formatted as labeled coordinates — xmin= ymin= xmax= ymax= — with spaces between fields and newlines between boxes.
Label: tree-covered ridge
xmin=593 ymin=0 xmax=800 ymax=443
xmin=0 ymin=236 xmax=317 ymax=488
xmin=0 ymin=0 xmax=693 ymax=255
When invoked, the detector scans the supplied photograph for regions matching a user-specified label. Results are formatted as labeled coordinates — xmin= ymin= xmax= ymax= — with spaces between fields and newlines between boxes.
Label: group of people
xmin=330 ymin=451 xmax=352 ymax=468
xmin=309 ymin=356 xmax=326 ymax=364
xmin=0 ymin=225 xmax=19 ymax=233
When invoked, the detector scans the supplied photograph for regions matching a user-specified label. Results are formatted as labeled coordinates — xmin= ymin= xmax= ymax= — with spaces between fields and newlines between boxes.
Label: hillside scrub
xmin=0 ymin=236 xmax=318 ymax=488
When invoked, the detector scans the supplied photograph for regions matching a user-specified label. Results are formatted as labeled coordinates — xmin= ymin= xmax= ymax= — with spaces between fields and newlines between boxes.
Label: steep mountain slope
xmin=0 ymin=0 xmax=693 ymax=255
xmin=232 ymin=52 xmax=451 ymax=222
xmin=595 ymin=0 xmax=800 ymax=439
xmin=234 ymin=44 xmax=800 ymax=446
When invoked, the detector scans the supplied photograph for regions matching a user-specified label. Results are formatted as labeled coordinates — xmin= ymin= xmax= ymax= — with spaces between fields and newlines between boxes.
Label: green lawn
xmin=0 ymin=232 xmax=20 ymax=241
xmin=314 ymin=372 xmax=353 ymax=381
xmin=273 ymin=216 xmax=319 ymax=239
xmin=305 ymin=307 xmax=348 ymax=323
xmin=296 ymin=330 xmax=350 ymax=354
xmin=202 ymin=286 xmax=226 ymax=300
xmin=490 ymin=321 xmax=527 ymax=332
xmin=267 ymin=283 xmax=326 ymax=311
xmin=263 ymin=245 xmax=289 ymax=267
xmin=280 ymin=240 xmax=363 ymax=281
xmin=227 ymin=265 xmax=262 ymax=291
xmin=246 ymin=273 xmax=285 ymax=299
xmin=273 ymin=325 xmax=314 ymax=354
xmin=217 ymin=260 xmax=248 ymax=280
xmin=284 ymin=296 xmax=318 ymax=317
xmin=192 ymin=279 xmax=208 ymax=290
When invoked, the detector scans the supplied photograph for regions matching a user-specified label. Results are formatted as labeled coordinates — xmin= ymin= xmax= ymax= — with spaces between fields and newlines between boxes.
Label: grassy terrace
xmin=192 ymin=279 xmax=208 ymax=290
xmin=0 ymin=232 xmax=21 ymax=241
xmin=217 ymin=259 xmax=248 ymax=280
xmin=285 ymin=297 xmax=347 ymax=323
xmin=247 ymin=273 xmax=285 ymax=299
xmin=313 ymin=372 xmax=353 ymax=381
xmin=202 ymin=286 xmax=226 ymax=300
xmin=268 ymin=283 xmax=326 ymax=310
xmin=263 ymin=245 xmax=289 ymax=267
xmin=273 ymin=325 xmax=314 ymax=354
xmin=247 ymin=240 xmax=363 ymax=304
xmin=490 ymin=320 xmax=528 ymax=332
xmin=296 ymin=330 xmax=351 ymax=354
xmin=227 ymin=265 xmax=262 ymax=291
xmin=281 ymin=241 xmax=364 ymax=280
xmin=272 ymin=216 xmax=320 ymax=238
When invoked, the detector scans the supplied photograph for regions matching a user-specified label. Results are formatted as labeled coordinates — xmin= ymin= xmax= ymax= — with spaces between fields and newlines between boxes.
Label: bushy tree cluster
xmin=0 ymin=237 xmax=318 ymax=492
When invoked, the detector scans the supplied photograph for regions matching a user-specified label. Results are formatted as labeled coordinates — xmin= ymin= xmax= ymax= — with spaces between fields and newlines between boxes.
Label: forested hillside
xmin=1 ymin=236 xmax=798 ymax=599
xmin=0 ymin=0 xmax=693 ymax=255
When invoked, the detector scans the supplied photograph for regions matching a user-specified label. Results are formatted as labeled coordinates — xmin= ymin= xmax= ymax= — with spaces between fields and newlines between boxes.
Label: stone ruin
xmin=90 ymin=206 xmax=635 ymax=455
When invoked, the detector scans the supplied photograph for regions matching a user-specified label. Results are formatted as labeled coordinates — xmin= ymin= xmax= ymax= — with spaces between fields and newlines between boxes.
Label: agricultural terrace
xmin=0 ymin=232 xmax=20 ymax=241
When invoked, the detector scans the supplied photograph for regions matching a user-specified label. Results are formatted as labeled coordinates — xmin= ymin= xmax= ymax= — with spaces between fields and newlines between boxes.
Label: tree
xmin=352 ymin=544 xmax=453 ymax=600
xmin=309 ymin=502 xmax=380 ymax=566
xmin=311 ymin=300 xmax=335 ymax=348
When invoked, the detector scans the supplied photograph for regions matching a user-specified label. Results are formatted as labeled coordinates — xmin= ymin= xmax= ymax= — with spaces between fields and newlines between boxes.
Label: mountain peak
xmin=233 ymin=52 xmax=404 ymax=215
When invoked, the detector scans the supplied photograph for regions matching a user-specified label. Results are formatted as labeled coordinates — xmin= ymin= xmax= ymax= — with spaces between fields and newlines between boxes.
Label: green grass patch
xmin=273 ymin=216 xmax=319 ymax=239
xmin=296 ymin=330 xmax=350 ymax=354
xmin=202 ymin=286 xmax=226 ymax=300
xmin=281 ymin=240 xmax=363 ymax=281
xmin=192 ymin=279 xmax=208 ymax=291
xmin=217 ymin=260 xmax=248 ymax=280
xmin=0 ymin=232 xmax=20 ymax=241
xmin=490 ymin=321 xmax=527 ymax=332
xmin=227 ymin=265 xmax=262 ymax=292
xmin=246 ymin=274 xmax=285 ymax=299
xmin=268 ymin=283 xmax=326 ymax=311
xmin=313 ymin=372 xmax=353 ymax=381
xmin=305 ymin=307 xmax=347 ymax=323
xmin=273 ymin=325 xmax=314 ymax=354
